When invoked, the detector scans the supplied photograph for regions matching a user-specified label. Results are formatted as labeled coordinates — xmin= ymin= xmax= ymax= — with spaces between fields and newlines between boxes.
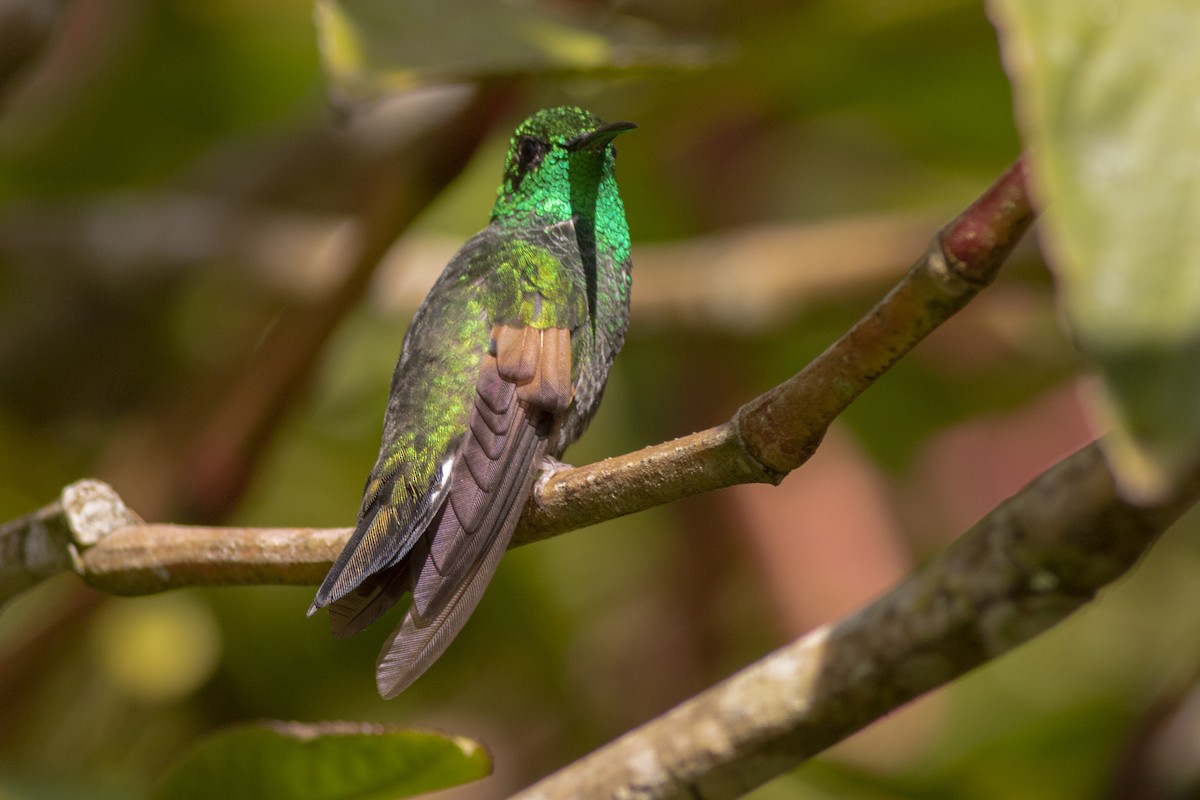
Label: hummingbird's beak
xmin=566 ymin=121 xmax=637 ymax=151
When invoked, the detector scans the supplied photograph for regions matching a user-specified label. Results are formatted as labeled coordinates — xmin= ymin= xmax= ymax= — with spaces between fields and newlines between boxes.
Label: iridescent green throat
xmin=490 ymin=106 xmax=633 ymax=266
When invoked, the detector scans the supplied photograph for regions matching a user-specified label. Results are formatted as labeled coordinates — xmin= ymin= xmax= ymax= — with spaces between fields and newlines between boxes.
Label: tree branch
xmin=0 ymin=156 xmax=1033 ymax=603
xmin=509 ymin=441 xmax=1200 ymax=800
xmin=17 ymin=153 xmax=1181 ymax=799
xmin=0 ymin=480 xmax=140 ymax=601
xmin=516 ymin=155 xmax=1033 ymax=541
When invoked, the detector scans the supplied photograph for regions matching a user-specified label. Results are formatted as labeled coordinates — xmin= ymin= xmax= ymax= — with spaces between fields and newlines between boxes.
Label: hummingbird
xmin=309 ymin=106 xmax=636 ymax=698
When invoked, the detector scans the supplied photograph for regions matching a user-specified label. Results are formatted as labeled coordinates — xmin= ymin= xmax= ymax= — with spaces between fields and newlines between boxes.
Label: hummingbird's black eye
xmin=510 ymin=135 xmax=547 ymax=191
xmin=516 ymin=136 xmax=545 ymax=173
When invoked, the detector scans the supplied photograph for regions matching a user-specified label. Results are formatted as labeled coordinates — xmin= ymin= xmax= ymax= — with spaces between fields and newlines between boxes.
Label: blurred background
xmin=2 ymin=0 xmax=1200 ymax=798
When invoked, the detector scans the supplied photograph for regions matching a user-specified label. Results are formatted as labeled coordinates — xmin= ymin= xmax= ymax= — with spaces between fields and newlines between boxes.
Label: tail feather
xmin=375 ymin=348 xmax=554 ymax=695
xmin=373 ymin=327 xmax=570 ymax=694
xmin=375 ymin=459 xmax=538 ymax=698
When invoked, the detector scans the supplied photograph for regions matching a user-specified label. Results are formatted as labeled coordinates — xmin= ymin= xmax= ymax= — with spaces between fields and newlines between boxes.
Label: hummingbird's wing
xmin=308 ymin=425 xmax=454 ymax=635
xmin=374 ymin=323 xmax=572 ymax=698
xmin=312 ymin=470 xmax=449 ymax=636
xmin=308 ymin=247 xmax=488 ymax=634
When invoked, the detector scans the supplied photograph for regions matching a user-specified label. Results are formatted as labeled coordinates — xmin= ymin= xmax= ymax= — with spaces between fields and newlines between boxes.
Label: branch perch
xmin=0 ymin=156 xmax=1033 ymax=602
xmin=0 ymin=480 xmax=140 ymax=600
xmin=510 ymin=441 xmax=1200 ymax=800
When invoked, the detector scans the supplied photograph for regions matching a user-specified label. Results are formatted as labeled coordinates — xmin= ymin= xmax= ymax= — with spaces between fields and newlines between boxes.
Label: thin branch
xmin=0 ymin=480 xmax=140 ymax=600
xmin=509 ymin=441 xmax=1200 ymax=800
xmin=631 ymin=211 xmax=960 ymax=331
xmin=0 ymin=156 xmax=1034 ymax=602
xmin=516 ymin=155 xmax=1033 ymax=541
xmin=382 ymin=213 xmax=952 ymax=332
xmin=79 ymin=520 xmax=344 ymax=596
xmin=0 ymin=0 xmax=67 ymax=107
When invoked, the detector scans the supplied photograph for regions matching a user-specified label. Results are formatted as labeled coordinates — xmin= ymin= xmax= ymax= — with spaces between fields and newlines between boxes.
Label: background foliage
xmin=2 ymin=0 xmax=1197 ymax=798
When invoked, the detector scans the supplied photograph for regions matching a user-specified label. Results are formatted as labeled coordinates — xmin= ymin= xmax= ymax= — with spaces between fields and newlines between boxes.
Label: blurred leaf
xmin=154 ymin=722 xmax=490 ymax=800
xmin=990 ymin=0 xmax=1200 ymax=500
xmin=313 ymin=0 xmax=712 ymax=101
xmin=0 ymin=769 xmax=135 ymax=800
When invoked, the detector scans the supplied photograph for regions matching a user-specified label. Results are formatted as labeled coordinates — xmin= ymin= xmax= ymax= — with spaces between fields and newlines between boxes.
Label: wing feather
xmin=412 ymin=348 xmax=547 ymax=617
xmin=308 ymin=445 xmax=453 ymax=634
xmin=373 ymin=324 xmax=571 ymax=695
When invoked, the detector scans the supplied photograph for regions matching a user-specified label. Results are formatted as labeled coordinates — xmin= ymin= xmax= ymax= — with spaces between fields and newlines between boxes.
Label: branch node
xmin=937 ymin=155 xmax=1034 ymax=285
xmin=730 ymin=408 xmax=795 ymax=485
xmin=61 ymin=479 xmax=143 ymax=549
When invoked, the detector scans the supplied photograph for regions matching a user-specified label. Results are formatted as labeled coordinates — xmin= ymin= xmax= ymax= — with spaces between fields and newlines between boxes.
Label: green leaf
xmin=990 ymin=0 xmax=1200 ymax=500
xmin=154 ymin=722 xmax=490 ymax=800
xmin=313 ymin=0 xmax=712 ymax=101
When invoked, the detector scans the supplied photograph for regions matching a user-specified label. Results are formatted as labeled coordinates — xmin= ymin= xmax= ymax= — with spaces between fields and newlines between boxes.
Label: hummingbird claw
xmin=533 ymin=456 xmax=572 ymax=509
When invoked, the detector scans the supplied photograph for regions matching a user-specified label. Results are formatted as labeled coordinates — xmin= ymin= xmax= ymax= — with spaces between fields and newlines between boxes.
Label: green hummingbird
xmin=309 ymin=106 xmax=636 ymax=698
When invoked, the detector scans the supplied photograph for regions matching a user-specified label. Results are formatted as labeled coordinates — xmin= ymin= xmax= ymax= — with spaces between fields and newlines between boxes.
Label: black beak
xmin=565 ymin=121 xmax=637 ymax=151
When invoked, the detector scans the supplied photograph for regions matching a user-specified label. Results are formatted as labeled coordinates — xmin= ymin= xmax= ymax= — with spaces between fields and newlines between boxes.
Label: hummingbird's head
xmin=492 ymin=106 xmax=636 ymax=224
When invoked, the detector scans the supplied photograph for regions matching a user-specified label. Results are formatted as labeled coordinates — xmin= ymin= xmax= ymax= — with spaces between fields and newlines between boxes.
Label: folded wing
xmin=374 ymin=324 xmax=572 ymax=698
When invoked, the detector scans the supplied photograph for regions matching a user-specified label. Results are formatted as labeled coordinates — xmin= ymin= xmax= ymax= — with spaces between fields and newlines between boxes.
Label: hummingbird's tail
xmin=374 ymin=428 xmax=547 ymax=697
xmin=374 ymin=504 xmax=520 ymax=698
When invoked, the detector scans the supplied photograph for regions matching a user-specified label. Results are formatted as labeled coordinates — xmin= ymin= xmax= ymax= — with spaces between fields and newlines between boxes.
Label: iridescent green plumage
xmin=309 ymin=107 xmax=635 ymax=697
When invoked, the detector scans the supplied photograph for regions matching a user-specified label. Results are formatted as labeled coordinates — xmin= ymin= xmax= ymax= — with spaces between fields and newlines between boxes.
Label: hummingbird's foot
xmin=533 ymin=456 xmax=573 ymax=508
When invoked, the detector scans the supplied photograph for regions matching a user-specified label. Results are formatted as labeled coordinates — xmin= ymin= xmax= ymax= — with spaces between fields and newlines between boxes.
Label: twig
xmin=0 ymin=206 xmax=954 ymax=329
xmin=0 ymin=0 xmax=67 ymax=107
xmin=382 ymin=213 xmax=951 ymax=331
xmin=0 ymin=480 xmax=140 ymax=600
xmin=509 ymin=441 xmax=1200 ymax=800
xmin=77 ymin=521 xmax=344 ymax=596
